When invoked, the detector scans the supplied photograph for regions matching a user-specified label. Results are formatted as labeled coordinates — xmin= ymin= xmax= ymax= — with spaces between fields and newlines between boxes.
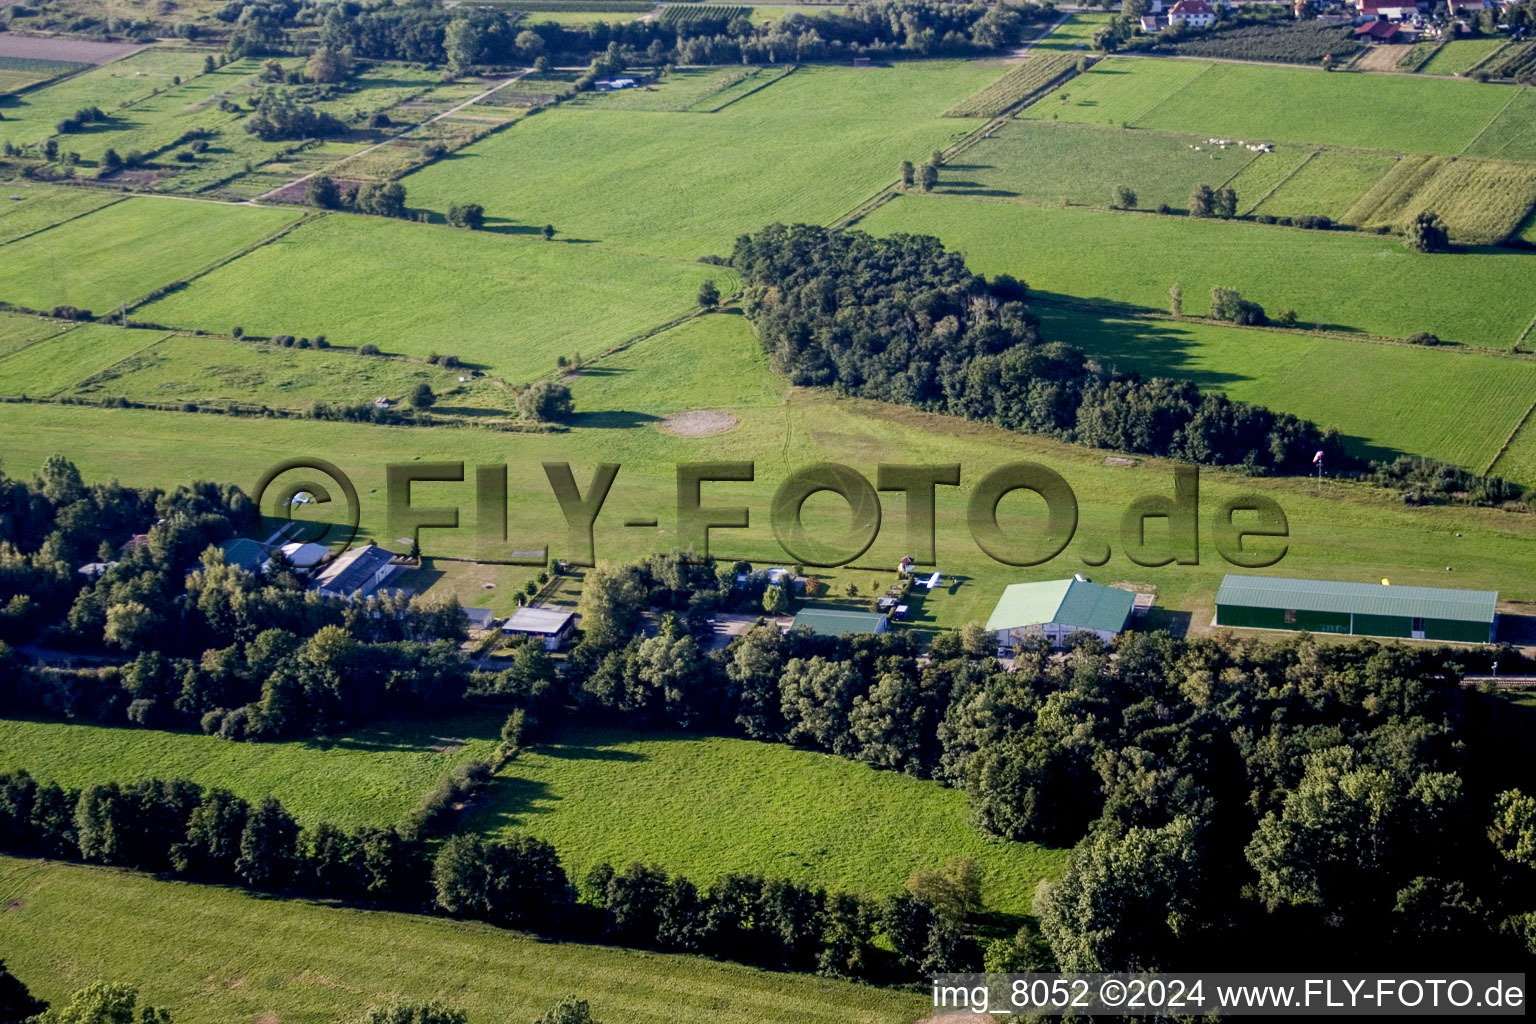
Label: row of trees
xmin=0 ymin=769 xmax=981 ymax=982
xmin=733 ymin=223 xmax=1346 ymax=474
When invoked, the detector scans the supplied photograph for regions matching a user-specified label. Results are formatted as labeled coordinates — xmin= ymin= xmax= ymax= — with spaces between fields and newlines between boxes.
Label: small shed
xmin=790 ymin=608 xmax=890 ymax=637
xmin=502 ymin=606 xmax=577 ymax=650
xmin=1215 ymin=574 xmax=1497 ymax=643
xmin=463 ymin=606 xmax=496 ymax=632
xmin=985 ymin=578 xmax=1135 ymax=650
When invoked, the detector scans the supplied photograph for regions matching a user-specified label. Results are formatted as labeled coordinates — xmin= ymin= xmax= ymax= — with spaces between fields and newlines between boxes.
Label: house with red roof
xmin=1354 ymin=18 xmax=1405 ymax=40
xmin=1168 ymin=0 xmax=1217 ymax=26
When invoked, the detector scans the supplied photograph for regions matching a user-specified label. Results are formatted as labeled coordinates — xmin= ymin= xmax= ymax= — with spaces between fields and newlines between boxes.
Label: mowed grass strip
xmin=1226 ymin=145 xmax=1315 ymax=215
xmin=0 ymin=184 xmax=121 ymax=245
xmin=402 ymin=61 xmax=1004 ymax=259
xmin=0 ymin=715 xmax=503 ymax=830
xmin=0 ymin=197 xmax=300 ymax=313
xmin=467 ymin=725 xmax=1067 ymax=916
xmin=1036 ymin=305 xmax=1536 ymax=469
xmin=1251 ymin=147 xmax=1399 ymax=221
xmin=0 ymin=857 xmax=922 ymax=1024
xmin=136 ymin=213 xmax=729 ymax=379
xmin=0 ymin=312 xmax=74 ymax=359
xmin=856 ymin=194 xmax=1536 ymax=347
xmin=1417 ymin=36 xmax=1507 ymax=75
xmin=0 ymin=324 xmax=168 ymax=396
xmin=948 ymin=120 xmax=1270 ymax=210
xmin=1020 ymin=56 xmax=1209 ymax=127
xmin=1043 ymin=57 xmax=1515 ymax=154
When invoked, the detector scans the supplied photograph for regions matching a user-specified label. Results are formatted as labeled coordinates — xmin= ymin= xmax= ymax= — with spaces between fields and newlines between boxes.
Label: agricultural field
xmin=402 ymin=61 xmax=1006 ymax=259
xmin=0 ymin=183 xmax=121 ymax=244
xmin=0 ymin=324 xmax=170 ymax=397
xmin=0 ymin=56 xmax=90 ymax=95
xmin=1417 ymin=36 xmax=1507 ymax=76
xmin=1464 ymin=87 xmax=1536 ymax=161
xmin=1226 ymin=144 xmax=1314 ymax=214
xmin=658 ymin=4 xmax=752 ymax=27
xmin=0 ymin=197 xmax=301 ymax=314
xmin=471 ymin=725 xmax=1067 ymax=917
xmin=568 ymin=66 xmax=794 ymax=113
xmin=944 ymin=52 xmax=1082 ymax=117
xmin=0 ymin=310 xmax=73 ymax=358
xmin=1031 ymin=12 xmax=1113 ymax=52
xmin=56 ymin=333 xmax=521 ymax=414
xmin=1036 ymin=306 xmax=1536 ymax=470
xmin=1250 ymin=148 xmax=1398 ymax=222
xmin=1029 ymin=57 xmax=1520 ymax=156
xmin=0 ymin=715 xmax=502 ymax=830
xmin=0 ymin=858 xmax=922 ymax=1024
xmin=1488 ymin=40 xmax=1536 ymax=80
xmin=1341 ymin=153 xmax=1536 ymax=243
xmin=0 ymin=46 xmax=214 ymax=150
xmin=136 ymin=212 xmax=730 ymax=379
xmin=857 ymin=195 xmax=1536 ymax=347
xmin=948 ymin=119 xmax=1277 ymax=211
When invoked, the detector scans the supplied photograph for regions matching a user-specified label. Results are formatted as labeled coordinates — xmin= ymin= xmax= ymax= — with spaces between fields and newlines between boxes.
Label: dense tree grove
xmin=244 ymin=89 xmax=347 ymax=141
xmin=733 ymin=224 xmax=1346 ymax=475
xmin=305 ymin=0 xmax=1045 ymax=67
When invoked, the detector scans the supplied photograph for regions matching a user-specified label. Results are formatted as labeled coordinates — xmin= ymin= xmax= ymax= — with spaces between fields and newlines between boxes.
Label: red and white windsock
xmin=1313 ymin=450 xmax=1325 ymax=465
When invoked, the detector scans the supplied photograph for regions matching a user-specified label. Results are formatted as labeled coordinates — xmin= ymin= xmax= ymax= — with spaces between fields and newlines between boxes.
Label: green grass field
xmin=1037 ymin=306 xmax=1536 ymax=470
xmin=1251 ymin=147 xmax=1398 ymax=221
xmin=1465 ymin=88 xmax=1536 ymax=162
xmin=0 ymin=197 xmax=300 ymax=313
xmin=0 ymin=715 xmax=502 ymax=830
xmin=566 ymin=66 xmax=793 ymax=112
xmin=0 ymin=324 xmax=168 ymax=396
xmin=857 ymin=194 xmax=1536 ymax=347
xmin=471 ymin=725 xmax=1066 ymax=916
xmin=4 ymin=313 xmax=1536 ymax=631
xmin=1031 ymin=12 xmax=1113 ymax=52
xmin=1417 ymin=37 xmax=1506 ymax=76
xmin=0 ymin=47 xmax=214 ymax=149
xmin=0 ymin=857 xmax=921 ymax=1024
xmin=136 ymin=212 xmax=729 ymax=379
xmin=0 ymin=185 xmax=121 ymax=245
xmin=402 ymin=62 xmax=1005 ymax=259
xmin=1027 ymin=57 xmax=1521 ymax=156
xmin=0 ymin=311 xmax=72 ymax=358
xmin=1226 ymin=144 xmax=1315 ymax=215
xmin=945 ymin=120 xmax=1272 ymax=211
xmin=57 ymin=332 xmax=519 ymax=413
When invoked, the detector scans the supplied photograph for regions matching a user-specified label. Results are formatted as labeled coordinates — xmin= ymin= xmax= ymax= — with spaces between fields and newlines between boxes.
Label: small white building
xmin=502 ymin=606 xmax=577 ymax=650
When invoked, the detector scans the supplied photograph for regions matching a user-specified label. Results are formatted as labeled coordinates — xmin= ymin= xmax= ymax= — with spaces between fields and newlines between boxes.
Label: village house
xmin=311 ymin=542 xmax=403 ymax=600
xmin=1168 ymin=0 xmax=1218 ymax=28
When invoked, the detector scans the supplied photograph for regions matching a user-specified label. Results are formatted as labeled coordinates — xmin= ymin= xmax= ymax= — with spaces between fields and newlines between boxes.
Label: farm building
xmin=985 ymin=577 xmax=1136 ymax=651
xmin=462 ymin=606 xmax=496 ymax=632
xmin=1214 ymin=574 xmax=1497 ymax=642
xmin=790 ymin=608 xmax=890 ymax=637
xmin=312 ymin=542 xmax=402 ymax=600
xmin=502 ymin=606 xmax=577 ymax=650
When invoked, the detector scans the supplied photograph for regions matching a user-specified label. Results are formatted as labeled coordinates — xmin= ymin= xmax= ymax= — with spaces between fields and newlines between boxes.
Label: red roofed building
xmin=1354 ymin=18 xmax=1403 ymax=40
xmin=1168 ymin=0 xmax=1217 ymax=26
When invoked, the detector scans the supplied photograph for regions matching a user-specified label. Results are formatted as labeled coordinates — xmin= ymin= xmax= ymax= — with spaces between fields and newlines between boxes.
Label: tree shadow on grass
xmin=569 ymin=410 xmax=659 ymax=430
xmin=468 ymin=776 xmax=561 ymax=832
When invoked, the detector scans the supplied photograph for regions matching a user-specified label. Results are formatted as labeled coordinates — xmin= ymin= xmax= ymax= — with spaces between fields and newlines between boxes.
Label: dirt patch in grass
xmin=264 ymin=176 xmax=366 ymax=203
xmin=657 ymin=408 xmax=739 ymax=437
xmin=0 ymin=35 xmax=142 ymax=64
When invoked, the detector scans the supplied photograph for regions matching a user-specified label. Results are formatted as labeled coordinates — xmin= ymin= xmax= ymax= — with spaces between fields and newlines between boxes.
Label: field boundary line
xmin=1239 ymin=148 xmax=1318 ymax=215
xmin=696 ymin=64 xmax=797 ymax=113
xmin=119 ymin=210 xmax=320 ymax=315
xmin=1515 ymin=308 xmax=1536 ymax=353
xmin=40 ymin=331 xmax=176 ymax=399
xmin=1124 ymin=56 xmax=1213 ymax=127
xmin=1457 ymin=84 xmax=1521 ymax=157
xmin=833 ymin=111 xmax=1009 ymax=229
xmin=0 ymin=193 xmax=130 ymax=251
xmin=0 ymin=322 xmax=83 ymax=366
xmin=1483 ymin=399 xmax=1536 ymax=477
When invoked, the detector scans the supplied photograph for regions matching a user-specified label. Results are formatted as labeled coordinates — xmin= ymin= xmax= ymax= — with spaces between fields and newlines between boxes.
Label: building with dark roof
xmin=312 ymin=542 xmax=402 ymax=599
xmin=985 ymin=578 xmax=1136 ymax=650
xmin=217 ymin=537 xmax=268 ymax=574
xmin=789 ymin=608 xmax=890 ymax=637
xmin=502 ymin=606 xmax=577 ymax=650
xmin=1215 ymin=574 xmax=1497 ymax=643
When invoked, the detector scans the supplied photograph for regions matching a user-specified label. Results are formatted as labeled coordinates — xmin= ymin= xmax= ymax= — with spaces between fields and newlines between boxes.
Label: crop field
xmin=658 ymin=3 xmax=752 ymax=26
xmin=0 ymin=184 xmax=121 ymax=244
xmin=1021 ymin=56 xmax=1209 ymax=127
xmin=943 ymin=52 xmax=1080 ymax=117
xmin=402 ymin=61 xmax=1005 ymax=259
xmin=950 ymin=120 xmax=1274 ymax=210
xmin=0 ymin=47 xmax=214 ymax=149
xmin=0 ymin=715 xmax=502 ymax=830
xmin=1341 ymin=153 xmax=1536 ymax=243
xmin=0 ymin=858 xmax=922 ymax=1024
xmin=568 ymin=66 xmax=793 ymax=113
xmin=1489 ymin=40 xmax=1536 ymax=79
xmin=1489 ymin=412 xmax=1536 ymax=483
xmin=0 ymin=324 xmax=169 ymax=397
xmin=1036 ymin=306 xmax=1536 ymax=469
xmin=57 ymin=333 xmax=519 ymax=413
xmin=137 ymin=213 xmax=730 ymax=379
xmin=1251 ymin=148 xmax=1398 ymax=221
xmin=0 ymin=198 xmax=300 ymax=314
xmin=1418 ymin=36 xmax=1507 ymax=75
xmin=857 ymin=195 xmax=1536 ymax=347
xmin=1032 ymin=57 xmax=1519 ymax=156
xmin=7 ymin=308 xmax=1536 ymax=625
xmin=1226 ymin=144 xmax=1314 ymax=214
xmin=1465 ymin=88 xmax=1536 ymax=161
xmin=0 ymin=56 xmax=89 ymax=94
xmin=471 ymin=726 xmax=1066 ymax=917
xmin=0 ymin=198 xmax=302 ymax=314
